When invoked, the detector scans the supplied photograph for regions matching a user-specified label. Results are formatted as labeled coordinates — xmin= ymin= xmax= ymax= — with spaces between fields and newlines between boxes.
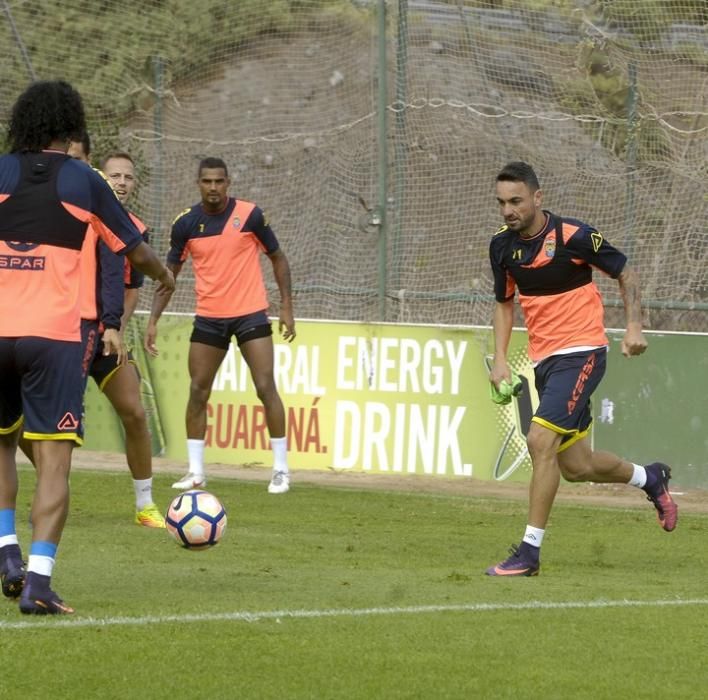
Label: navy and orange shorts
xmin=81 ymin=319 xmax=138 ymax=392
xmin=0 ymin=336 xmax=84 ymax=444
xmin=532 ymin=348 xmax=607 ymax=451
xmin=190 ymin=311 xmax=272 ymax=350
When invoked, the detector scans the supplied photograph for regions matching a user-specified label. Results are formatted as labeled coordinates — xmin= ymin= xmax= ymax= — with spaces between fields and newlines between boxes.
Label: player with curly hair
xmin=0 ymin=81 xmax=175 ymax=614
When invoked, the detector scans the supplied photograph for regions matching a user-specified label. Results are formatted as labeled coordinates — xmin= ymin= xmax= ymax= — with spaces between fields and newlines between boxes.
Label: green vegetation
xmin=2 ymin=0 xmax=702 ymax=166
xmin=475 ymin=0 xmax=707 ymax=26
xmin=594 ymin=0 xmax=708 ymax=38
xmin=2 ymin=0 xmax=353 ymax=123
xmin=1 ymin=467 xmax=706 ymax=699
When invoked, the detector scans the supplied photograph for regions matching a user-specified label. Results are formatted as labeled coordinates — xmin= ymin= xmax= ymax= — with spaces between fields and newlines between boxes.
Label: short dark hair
xmin=7 ymin=80 xmax=86 ymax=153
xmin=198 ymin=157 xmax=228 ymax=177
xmin=76 ymin=130 xmax=91 ymax=158
xmin=496 ymin=161 xmax=540 ymax=191
xmin=100 ymin=151 xmax=135 ymax=170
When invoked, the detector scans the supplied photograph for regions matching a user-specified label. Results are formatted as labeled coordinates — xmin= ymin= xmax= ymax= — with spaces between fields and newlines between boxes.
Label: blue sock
xmin=28 ymin=541 xmax=57 ymax=578
xmin=0 ymin=509 xmax=19 ymax=547
xmin=30 ymin=541 xmax=58 ymax=559
xmin=0 ymin=509 xmax=16 ymax=537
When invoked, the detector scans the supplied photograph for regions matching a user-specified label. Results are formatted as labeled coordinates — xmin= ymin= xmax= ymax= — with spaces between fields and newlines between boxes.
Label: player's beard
xmin=509 ymin=210 xmax=539 ymax=238
xmin=203 ymin=194 xmax=227 ymax=213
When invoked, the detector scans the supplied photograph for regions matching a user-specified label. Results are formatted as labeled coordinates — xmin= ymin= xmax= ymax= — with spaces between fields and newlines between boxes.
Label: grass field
xmin=1 ymin=466 xmax=706 ymax=699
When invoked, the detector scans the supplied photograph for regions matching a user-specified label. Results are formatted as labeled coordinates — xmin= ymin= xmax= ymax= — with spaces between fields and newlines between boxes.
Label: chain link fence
xmin=1 ymin=0 xmax=706 ymax=330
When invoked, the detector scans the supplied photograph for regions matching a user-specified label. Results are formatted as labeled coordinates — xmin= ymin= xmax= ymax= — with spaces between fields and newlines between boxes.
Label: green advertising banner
xmin=594 ymin=331 xmax=708 ymax=489
xmin=83 ymin=316 xmax=536 ymax=484
xmin=82 ymin=316 xmax=707 ymax=488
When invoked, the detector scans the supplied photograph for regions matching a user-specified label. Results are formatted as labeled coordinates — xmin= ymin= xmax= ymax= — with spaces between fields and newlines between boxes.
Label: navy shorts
xmin=532 ymin=348 xmax=607 ymax=449
xmin=0 ymin=337 xmax=84 ymax=443
xmin=81 ymin=319 xmax=138 ymax=391
xmin=190 ymin=311 xmax=272 ymax=350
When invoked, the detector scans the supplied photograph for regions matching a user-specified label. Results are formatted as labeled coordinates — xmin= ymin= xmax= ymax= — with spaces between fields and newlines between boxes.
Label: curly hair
xmin=6 ymin=80 xmax=86 ymax=153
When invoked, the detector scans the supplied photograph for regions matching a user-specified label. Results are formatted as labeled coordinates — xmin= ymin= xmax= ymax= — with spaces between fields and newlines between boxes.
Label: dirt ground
xmin=69 ymin=450 xmax=708 ymax=515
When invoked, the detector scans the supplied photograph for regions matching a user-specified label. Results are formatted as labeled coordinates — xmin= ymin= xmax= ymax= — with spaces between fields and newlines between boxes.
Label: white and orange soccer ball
xmin=165 ymin=490 xmax=227 ymax=549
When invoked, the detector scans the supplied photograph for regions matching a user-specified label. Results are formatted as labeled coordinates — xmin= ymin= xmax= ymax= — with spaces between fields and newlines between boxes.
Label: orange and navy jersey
xmin=0 ymin=151 xmax=143 ymax=342
xmin=489 ymin=211 xmax=627 ymax=363
xmin=124 ymin=211 xmax=149 ymax=289
xmin=79 ymin=223 xmax=125 ymax=329
xmin=167 ymin=197 xmax=279 ymax=318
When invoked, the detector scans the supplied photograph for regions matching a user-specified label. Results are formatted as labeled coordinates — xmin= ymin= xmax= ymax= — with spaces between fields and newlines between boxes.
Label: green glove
xmin=489 ymin=371 xmax=523 ymax=405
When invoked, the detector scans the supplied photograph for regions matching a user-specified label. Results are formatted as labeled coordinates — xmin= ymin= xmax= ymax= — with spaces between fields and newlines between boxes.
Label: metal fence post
xmin=152 ymin=55 xmax=165 ymax=241
xmin=392 ymin=0 xmax=408 ymax=305
xmin=377 ymin=0 xmax=389 ymax=320
xmin=625 ymin=62 xmax=638 ymax=261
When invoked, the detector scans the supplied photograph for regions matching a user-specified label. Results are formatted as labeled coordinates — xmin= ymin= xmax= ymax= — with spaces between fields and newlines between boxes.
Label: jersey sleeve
xmin=97 ymin=240 xmax=125 ymax=330
xmin=125 ymin=229 xmax=149 ymax=289
xmin=489 ymin=231 xmax=516 ymax=302
xmin=167 ymin=212 xmax=191 ymax=265
xmin=243 ymin=206 xmax=280 ymax=254
xmin=0 ymin=155 xmax=20 ymax=198
xmin=566 ymin=226 xmax=627 ymax=278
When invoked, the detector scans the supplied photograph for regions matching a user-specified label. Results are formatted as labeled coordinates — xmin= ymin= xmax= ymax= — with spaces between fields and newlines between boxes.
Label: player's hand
xmin=102 ymin=328 xmax=127 ymax=366
xmin=155 ymin=268 xmax=175 ymax=296
xmin=144 ymin=321 xmax=159 ymax=357
xmin=279 ymin=308 xmax=296 ymax=343
xmin=488 ymin=355 xmax=511 ymax=390
xmin=621 ymin=326 xmax=648 ymax=357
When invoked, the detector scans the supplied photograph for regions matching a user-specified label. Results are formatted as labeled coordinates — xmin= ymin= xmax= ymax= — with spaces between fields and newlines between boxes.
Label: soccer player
xmin=485 ymin=161 xmax=677 ymax=577
xmin=0 ymin=80 xmax=175 ymax=614
xmin=16 ymin=133 xmax=130 ymax=506
xmin=145 ymin=157 xmax=295 ymax=494
xmin=69 ymin=142 xmax=165 ymax=527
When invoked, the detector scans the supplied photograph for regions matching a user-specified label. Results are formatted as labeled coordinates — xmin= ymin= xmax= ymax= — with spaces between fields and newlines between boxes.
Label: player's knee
xmin=253 ymin=379 xmax=277 ymax=404
xmin=560 ymin=466 xmax=587 ymax=482
xmin=188 ymin=381 xmax=211 ymax=406
xmin=558 ymin=455 xmax=589 ymax=482
xmin=119 ymin=403 xmax=147 ymax=432
xmin=526 ymin=429 xmax=556 ymax=463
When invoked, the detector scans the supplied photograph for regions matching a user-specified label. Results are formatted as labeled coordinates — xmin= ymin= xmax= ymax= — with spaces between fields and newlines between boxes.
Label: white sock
xmin=28 ymin=554 xmax=55 ymax=577
xmin=522 ymin=525 xmax=545 ymax=549
xmin=271 ymin=436 xmax=288 ymax=473
xmin=187 ymin=439 xmax=205 ymax=476
xmin=628 ymin=463 xmax=647 ymax=488
xmin=133 ymin=478 xmax=154 ymax=509
xmin=0 ymin=535 xmax=19 ymax=547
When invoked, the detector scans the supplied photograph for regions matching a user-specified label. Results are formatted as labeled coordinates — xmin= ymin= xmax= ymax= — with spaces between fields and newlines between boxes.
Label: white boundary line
xmin=2 ymin=597 xmax=707 ymax=631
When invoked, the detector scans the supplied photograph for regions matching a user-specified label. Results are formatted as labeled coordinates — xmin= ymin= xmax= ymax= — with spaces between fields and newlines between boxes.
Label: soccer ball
xmin=165 ymin=490 xmax=227 ymax=549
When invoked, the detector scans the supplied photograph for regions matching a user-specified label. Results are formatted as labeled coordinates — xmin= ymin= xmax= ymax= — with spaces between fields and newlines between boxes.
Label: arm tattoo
xmin=618 ymin=267 xmax=643 ymax=323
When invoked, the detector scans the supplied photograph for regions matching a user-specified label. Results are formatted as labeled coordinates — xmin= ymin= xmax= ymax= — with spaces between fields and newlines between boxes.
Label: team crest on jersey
xmin=544 ymin=235 xmax=556 ymax=258
xmin=232 ymin=217 xmax=241 ymax=228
